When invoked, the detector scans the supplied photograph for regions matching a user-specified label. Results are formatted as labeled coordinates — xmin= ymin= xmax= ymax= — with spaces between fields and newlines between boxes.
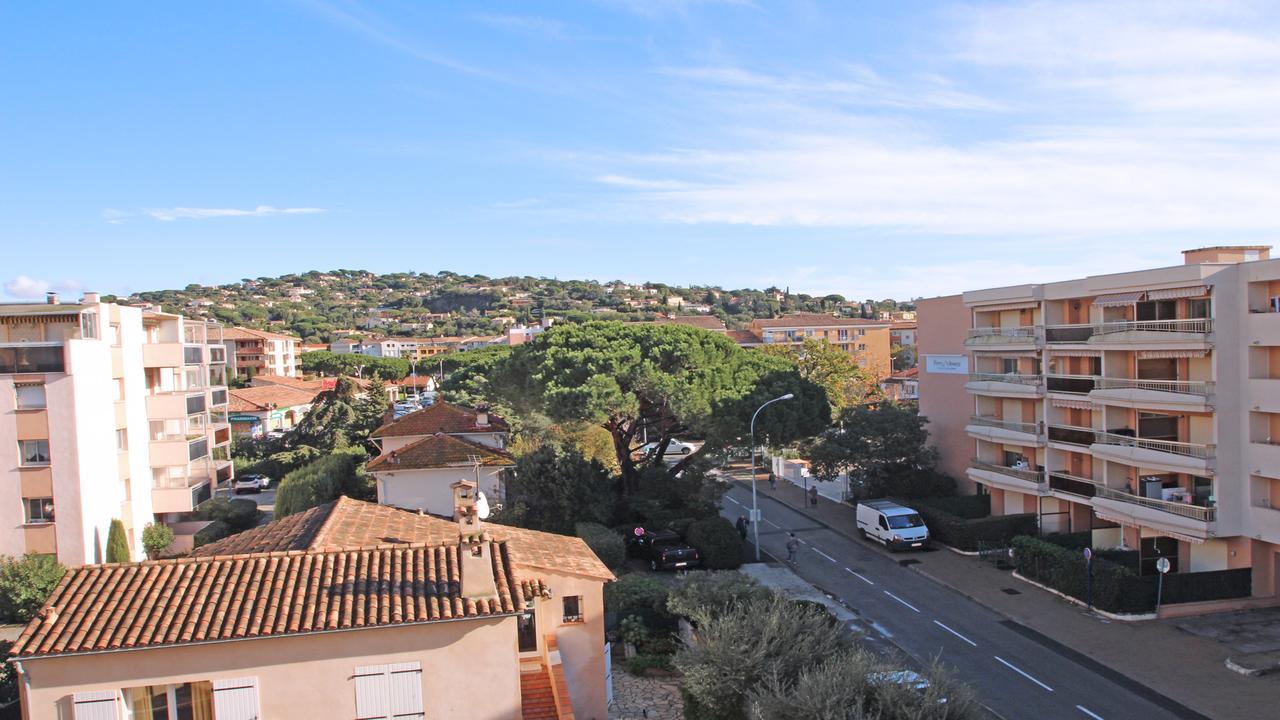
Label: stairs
xmin=520 ymin=664 xmax=558 ymax=720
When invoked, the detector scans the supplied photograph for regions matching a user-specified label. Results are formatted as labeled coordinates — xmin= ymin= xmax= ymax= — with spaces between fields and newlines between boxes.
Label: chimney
xmin=475 ymin=405 xmax=490 ymax=428
xmin=81 ymin=292 xmax=99 ymax=304
xmin=452 ymin=478 xmax=498 ymax=599
xmin=40 ymin=605 xmax=59 ymax=626
xmin=46 ymin=292 xmax=59 ymax=305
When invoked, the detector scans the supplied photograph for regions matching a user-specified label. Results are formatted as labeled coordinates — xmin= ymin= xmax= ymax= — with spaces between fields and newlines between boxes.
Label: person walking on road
xmin=768 ymin=472 xmax=778 ymax=491
xmin=736 ymin=514 xmax=748 ymax=541
xmin=808 ymin=485 xmax=819 ymax=506
xmin=785 ymin=533 xmax=800 ymax=563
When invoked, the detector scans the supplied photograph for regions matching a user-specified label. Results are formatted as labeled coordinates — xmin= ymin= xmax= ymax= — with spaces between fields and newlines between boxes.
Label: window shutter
xmin=388 ymin=662 xmax=424 ymax=720
xmin=354 ymin=665 xmax=391 ymax=720
xmin=73 ymin=690 xmax=119 ymax=720
xmin=212 ymin=677 xmax=261 ymax=720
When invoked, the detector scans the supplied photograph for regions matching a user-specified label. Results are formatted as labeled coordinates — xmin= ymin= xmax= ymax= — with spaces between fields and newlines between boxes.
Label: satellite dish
xmin=476 ymin=491 xmax=491 ymax=520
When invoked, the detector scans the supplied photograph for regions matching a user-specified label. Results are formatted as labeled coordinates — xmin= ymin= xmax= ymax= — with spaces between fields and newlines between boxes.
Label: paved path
xmin=719 ymin=480 xmax=1205 ymax=720
xmin=608 ymin=671 xmax=683 ymax=720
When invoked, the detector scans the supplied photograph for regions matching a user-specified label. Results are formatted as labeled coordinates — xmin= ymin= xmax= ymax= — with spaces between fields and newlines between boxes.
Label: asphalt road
xmin=718 ymin=483 xmax=1203 ymax=720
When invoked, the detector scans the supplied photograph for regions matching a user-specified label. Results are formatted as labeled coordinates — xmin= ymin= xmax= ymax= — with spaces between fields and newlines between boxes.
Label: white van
xmin=856 ymin=500 xmax=929 ymax=551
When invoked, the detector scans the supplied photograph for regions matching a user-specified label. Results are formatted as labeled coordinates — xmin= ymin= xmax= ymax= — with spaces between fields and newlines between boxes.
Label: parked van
xmin=856 ymin=499 xmax=929 ymax=551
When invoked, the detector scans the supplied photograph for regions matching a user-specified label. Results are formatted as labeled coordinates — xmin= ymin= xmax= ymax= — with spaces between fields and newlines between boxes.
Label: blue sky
xmin=3 ymin=1 xmax=1279 ymax=301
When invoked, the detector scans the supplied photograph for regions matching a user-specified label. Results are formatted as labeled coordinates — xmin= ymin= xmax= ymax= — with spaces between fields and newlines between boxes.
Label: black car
xmin=630 ymin=529 xmax=701 ymax=571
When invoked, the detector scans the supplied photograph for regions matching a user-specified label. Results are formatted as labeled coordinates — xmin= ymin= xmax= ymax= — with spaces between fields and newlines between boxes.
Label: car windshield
xmin=887 ymin=513 xmax=924 ymax=529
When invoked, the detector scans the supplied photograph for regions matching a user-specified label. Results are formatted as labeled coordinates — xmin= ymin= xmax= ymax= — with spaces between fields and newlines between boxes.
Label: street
xmin=718 ymin=482 xmax=1205 ymax=720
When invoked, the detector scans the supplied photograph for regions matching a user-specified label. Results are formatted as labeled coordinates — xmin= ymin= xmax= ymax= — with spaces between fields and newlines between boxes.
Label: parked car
xmin=629 ymin=529 xmax=702 ymax=571
xmin=234 ymin=474 xmax=269 ymax=494
xmin=265 ymin=430 xmax=286 ymax=441
xmin=855 ymin=499 xmax=929 ymax=551
xmin=866 ymin=670 xmax=947 ymax=703
xmin=637 ymin=439 xmax=698 ymax=461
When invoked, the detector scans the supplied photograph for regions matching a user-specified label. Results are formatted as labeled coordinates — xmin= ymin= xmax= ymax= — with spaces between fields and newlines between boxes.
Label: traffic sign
xmin=1156 ymin=557 xmax=1171 ymax=574
xmin=1082 ymin=548 xmax=1092 ymax=563
xmin=633 ymin=527 xmax=645 ymax=537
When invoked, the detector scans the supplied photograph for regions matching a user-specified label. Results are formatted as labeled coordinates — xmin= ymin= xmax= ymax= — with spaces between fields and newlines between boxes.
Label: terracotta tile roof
xmin=222 ymin=326 xmax=300 ymax=342
xmin=751 ymin=314 xmax=890 ymax=329
xmin=189 ymin=503 xmax=335 ymax=555
xmin=253 ymin=373 xmax=373 ymax=391
xmin=889 ymin=321 xmax=918 ymax=330
xmin=367 ymin=433 xmax=514 ymax=471
xmin=727 ymin=329 xmax=761 ymax=344
xmin=227 ymin=385 xmax=318 ymax=412
xmin=10 ymin=542 xmax=522 ymax=659
xmin=891 ymin=367 xmax=919 ymax=379
xmin=371 ymin=402 xmax=509 ymax=438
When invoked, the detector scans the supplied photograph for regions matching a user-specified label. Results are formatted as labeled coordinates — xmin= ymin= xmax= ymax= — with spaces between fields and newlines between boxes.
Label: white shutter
xmin=212 ymin=677 xmax=261 ymax=720
xmin=73 ymin=690 xmax=119 ymax=720
xmin=388 ymin=663 xmax=423 ymax=720
xmin=354 ymin=665 xmax=391 ymax=720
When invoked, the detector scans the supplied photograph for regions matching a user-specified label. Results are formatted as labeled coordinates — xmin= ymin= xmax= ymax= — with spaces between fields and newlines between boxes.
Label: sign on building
xmin=924 ymin=354 xmax=968 ymax=374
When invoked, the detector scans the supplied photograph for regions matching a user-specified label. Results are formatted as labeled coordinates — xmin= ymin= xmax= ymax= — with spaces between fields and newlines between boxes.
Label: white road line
xmin=725 ymin=496 xmax=741 ymax=505
xmin=870 ymin=621 xmax=894 ymax=639
xmin=764 ymin=519 xmax=781 ymax=529
xmin=994 ymin=656 xmax=1054 ymax=692
xmin=883 ymin=590 xmax=920 ymax=613
xmin=844 ymin=567 xmax=875 ymax=585
xmin=932 ymin=620 xmax=977 ymax=647
xmin=1076 ymin=706 xmax=1105 ymax=720
xmin=812 ymin=548 xmax=838 ymax=563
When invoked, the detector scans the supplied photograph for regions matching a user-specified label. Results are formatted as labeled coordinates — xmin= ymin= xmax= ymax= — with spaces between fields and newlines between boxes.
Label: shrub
xmin=1013 ymin=536 xmax=1155 ymax=614
xmin=575 ymin=522 xmax=625 ymax=571
xmin=198 ymin=497 xmax=260 ymax=532
xmin=1042 ymin=531 xmax=1091 ymax=550
xmin=913 ymin=493 xmax=990 ymax=520
xmin=625 ymin=654 xmax=674 ymax=676
xmin=604 ymin=573 xmax=672 ymax=631
xmin=666 ymin=571 xmax=770 ymax=620
xmin=0 ymin=555 xmax=66 ymax=623
xmin=105 ymin=519 xmax=130 ymax=563
xmin=193 ymin=520 xmax=232 ymax=548
xmin=685 ymin=516 xmax=743 ymax=570
xmin=905 ymin=500 xmax=1037 ymax=552
xmin=141 ymin=523 xmax=175 ymax=559
xmin=275 ymin=447 xmax=370 ymax=517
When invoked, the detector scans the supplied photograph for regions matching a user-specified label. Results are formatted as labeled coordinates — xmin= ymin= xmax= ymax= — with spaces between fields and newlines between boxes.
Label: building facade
xmin=1 ymin=294 xmax=231 ymax=564
xmin=745 ymin=314 xmax=893 ymax=377
xmin=220 ymin=327 xmax=301 ymax=379
xmin=921 ymin=246 xmax=1280 ymax=603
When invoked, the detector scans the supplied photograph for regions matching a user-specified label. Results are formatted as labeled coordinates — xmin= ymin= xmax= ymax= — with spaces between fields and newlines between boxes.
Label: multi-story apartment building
xmin=745 ymin=314 xmax=893 ymax=377
xmin=221 ymin=326 xmax=301 ymax=378
xmin=0 ymin=293 xmax=232 ymax=564
xmin=919 ymin=246 xmax=1280 ymax=604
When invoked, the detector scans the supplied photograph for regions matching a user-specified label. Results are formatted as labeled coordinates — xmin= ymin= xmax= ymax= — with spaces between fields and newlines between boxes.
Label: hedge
xmin=912 ymin=494 xmax=990 ymax=520
xmin=575 ymin=522 xmax=625 ymax=571
xmin=901 ymin=500 xmax=1037 ymax=552
xmin=685 ymin=516 xmax=744 ymax=570
xmin=1013 ymin=536 xmax=1155 ymax=614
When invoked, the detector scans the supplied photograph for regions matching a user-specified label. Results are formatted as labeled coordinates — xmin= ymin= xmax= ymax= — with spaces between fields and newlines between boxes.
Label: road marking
xmin=993 ymin=656 xmax=1054 ymax=692
xmin=932 ymin=620 xmax=977 ymax=647
xmin=883 ymin=591 xmax=920 ymax=613
xmin=870 ymin=621 xmax=894 ymax=639
xmin=812 ymin=548 xmax=838 ymax=563
xmin=725 ymin=496 xmax=741 ymax=505
xmin=844 ymin=568 xmax=875 ymax=585
xmin=764 ymin=519 xmax=781 ymax=529
xmin=1076 ymin=706 xmax=1104 ymax=720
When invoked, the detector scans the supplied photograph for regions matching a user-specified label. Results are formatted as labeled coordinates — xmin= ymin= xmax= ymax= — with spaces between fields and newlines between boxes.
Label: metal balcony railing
xmin=1093 ymin=318 xmax=1212 ymax=336
xmin=1044 ymin=324 xmax=1094 ymax=343
xmin=1093 ymin=431 xmax=1215 ymax=459
xmin=1092 ymin=377 xmax=1214 ymax=397
xmin=1047 ymin=424 xmax=1096 ymax=446
xmin=969 ymin=416 xmax=1041 ymax=436
xmin=1046 ymin=374 xmax=1097 ymax=394
xmin=965 ymin=326 xmax=1040 ymax=345
xmin=969 ymin=458 xmax=1046 ymax=485
xmin=1094 ymin=486 xmax=1216 ymax=522
xmin=1048 ymin=472 xmax=1100 ymax=498
xmin=968 ymin=372 xmax=1043 ymax=386
xmin=0 ymin=343 xmax=66 ymax=374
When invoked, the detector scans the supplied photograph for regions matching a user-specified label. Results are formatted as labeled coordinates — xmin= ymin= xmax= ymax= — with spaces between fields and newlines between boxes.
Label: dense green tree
xmin=495 ymin=445 xmax=614 ymax=535
xmin=274 ymin=447 xmax=373 ymax=517
xmin=289 ymin=378 xmax=362 ymax=451
xmin=141 ymin=523 xmax=175 ymax=559
xmin=105 ymin=519 xmax=130 ymax=563
xmin=665 ymin=571 xmax=770 ymax=620
xmin=0 ymin=555 xmax=66 ymax=623
xmin=806 ymin=404 xmax=946 ymax=498
xmin=759 ymin=338 xmax=881 ymax=415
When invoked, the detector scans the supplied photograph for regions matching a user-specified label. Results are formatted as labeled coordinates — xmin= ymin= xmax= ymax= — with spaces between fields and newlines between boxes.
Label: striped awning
xmin=973 ymin=350 xmax=1039 ymax=357
xmin=1049 ymin=349 xmax=1102 ymax=358
xmin=1092 ymin=291 xmax=1146 ymax=307
xmin=1137 ymin=349 xmax=1209 ymax=359
xmin=973 ymin=301 xmax=1039 ymax=313
xmin=1146 ymin=285 xmax=1209 ymax=301
xmin=1051 ymin=398 xmax=1094 ymax=410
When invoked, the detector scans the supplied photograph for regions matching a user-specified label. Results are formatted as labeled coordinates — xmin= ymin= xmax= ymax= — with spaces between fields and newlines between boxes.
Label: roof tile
xmin=371 ymin=402 xmax=509 ymax=438
xmin=367 ymin=433 xmax=514 ymax=471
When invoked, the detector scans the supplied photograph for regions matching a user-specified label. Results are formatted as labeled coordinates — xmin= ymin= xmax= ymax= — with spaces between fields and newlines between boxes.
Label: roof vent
xmin=81 ymin=292 xmax=99 ymax=304
xmin=46 ymin=292 xmax=59 ymax=305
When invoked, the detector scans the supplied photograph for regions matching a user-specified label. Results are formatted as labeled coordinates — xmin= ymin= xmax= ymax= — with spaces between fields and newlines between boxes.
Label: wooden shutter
xmin=355 ymin=662 xmax=423 ymax=720
xmin=212 ymin=677 xmax=261 ymax=720
xmin=72 ymin=690 xmax=119 ymax=720
xmin=388 ymin=663 xmax=424 ymax=720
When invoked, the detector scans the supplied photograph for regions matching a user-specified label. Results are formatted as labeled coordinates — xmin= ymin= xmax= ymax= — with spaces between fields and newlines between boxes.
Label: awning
xmin=973 ymin=301 xmax=1039 ymax=313
xmin=1093 ymin=514 xmax=1206 ymax=545
xmin=1137 ymin=349 xmax=1209 ymax=359
xmin=1051 ymin=398 xmax=1094 ymax=410
xmin=1048 ymin=349 xmax=1102 ymax=358
xmin=973 ymin=350 xmax=1039 ymax=357
xmin=1092 ymin=291 xmax=1146 ymax=307
xmin=1146 ymin=285 xmax=1209 ymax=301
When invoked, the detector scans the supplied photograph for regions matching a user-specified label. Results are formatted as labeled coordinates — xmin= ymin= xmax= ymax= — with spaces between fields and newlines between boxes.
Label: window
xmin=19 ymin=439 xmax=50 ymax=466
xmin=1187 ymin=299 xmax=1210 ymax=319
xmin=1001 ymin=358 xmax=1019 ymax=374
xmin=124 ymin=681 xmax=214 ymax=720
xmin=563 ymin=595 xmax=583 ymax=623
xmin=24 ymin=497 xmax=54 ymax=524
xmin=114 ymin=378 xmax=125 ymax=402
xmin=116 ymin=429 xmax=128 ymax=452
xmin=353 ymin=662 xmax=424 ymax=720
xmin=857 ymin=343 xmax=867 ymax=351
xmin=15 ymin=384 xmax=46 ymax=409
xmin=518 ymin=602 xmax=538 ymax=653
xmin=838 ymin=329 xmax=849 ymax=341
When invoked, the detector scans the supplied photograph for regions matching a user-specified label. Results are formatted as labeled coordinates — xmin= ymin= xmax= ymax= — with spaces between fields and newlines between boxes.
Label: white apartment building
xmin=1 ymin=294 xmax=232 ymax=564
xmin=221 ymin=326 xmax=302 ymax=378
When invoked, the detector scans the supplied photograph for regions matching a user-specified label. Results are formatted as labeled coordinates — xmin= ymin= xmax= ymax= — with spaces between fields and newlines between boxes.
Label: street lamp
xmin=750 ymin=393 xmax=794 ymax=561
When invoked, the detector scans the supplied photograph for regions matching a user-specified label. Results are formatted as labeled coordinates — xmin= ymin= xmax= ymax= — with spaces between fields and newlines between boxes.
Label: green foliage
xmin=619 ymin=614 xmax=650 ymax=646
xmin=907 ymin=500 xmax=1037 ymax=552
xmin=625 ymin=653 xmax=674 ymax=676
xmin=912 ymin=494 xmax=989 ymax=520
xmin=274 ymin=447 xmax=372 ymax=517
xmin=617 ymin=463 xmax=722 ymax=530
xmin=604 ymin=573 xmax=673 ymax=630
xmin=1013 ymin=536 xmax=1155 ymax=614
xmin=575 ymin=522 xmax=625 ymax=571
xmin=301 ymin=351 xmax=410 ymax=380
xmin=666 ymin=571 xmax=770 ymax=620
xmin=440 ymin=344 xmax=514 ymax=407
xmin=759 ymin=338 xmax=882 ymax=415
xmin=197 ymin=497 xmax=261 ymax=532
xmin=0 ymin=554 xmax=66 ymax=623
xmin=288 ymin=378 xmax=384 ymax=452
xmin=685 ymin=516 xmax=744 ymax=570
xmin=141 ymin=523 xmax=175 ymax=559
xmin=808 ymin=404 xmax=940 ymax=498
xmin=498 ymin=445 xmax=615 ymax=535
xmin=193 ymin=520 xmax=232 ymax=548
xmin=0 ymin=640 xmax=15 ymax=706
xmin=106 ymin=519 xmax=130 ymax=563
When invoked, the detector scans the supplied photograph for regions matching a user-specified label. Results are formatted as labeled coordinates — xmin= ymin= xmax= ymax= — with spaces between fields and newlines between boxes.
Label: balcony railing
xmin=1044 ymin=324 xmax=1094 ymax=343
xmin=968 ymin=373 xmax=1043 ymax=386
xmin=1092 ymin=377 xmax=1214 ymax=397
xmin=1093 ymin=318 xmax=1212 ymax=336
xmin=969 ymin=416 xmax=1041 ymax=436
xmin=970 ymin=458 xmax=1046 ymax=485
xmin=1048 ymin=424 xmax=1096 ymax=446
xmin=1048 ymin=472 xmax=1100 ymax=498
xmin=1046 ymin=374 xmax=1096 ymax=394
xmin=1093 ymin=431 xmax=1215 ymax=459
xmin=1095 ymin=486 xmax=1216 ymax=522
xmin=0 ymin=344 xmax=65 ymax=374
xmin=965 ymin=326 xmax=1040 ymax=344
xmin=188 ymin=437 xmax=209 ymax=461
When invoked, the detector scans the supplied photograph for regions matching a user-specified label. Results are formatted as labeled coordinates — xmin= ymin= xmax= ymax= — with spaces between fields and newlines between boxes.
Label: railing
xmin=1046 ymin=374 xmax=1096 ymax=394
xmin=1093 ymin=318 xmax=1211 ymax=336
xmin=1092 ymin=377 xmax=1214 ymax=397
xmin=970 ymin=458 xmax=1046 ymax=485
xmin=1048 ymin=472 xmax=1100 ymax=498
xmin=1044 ymin=324 xmax=1094 ymax=343
xmin=1095 ymin=486 xmax=1216 ymax=522
xmin=968 ymin=372 xmax=1043 ymax=386
xmin=186 ymin=393 xmax=207 ymax=415
xmin=188 ymin=437 xmax=209 ymax=461
xmin=1048 ymin=424 xmax=1096 ymax=446
xmin=969 ymin=416 xmax=1041 ymax=436
xmin=1093 ymin=431 xmax=1215 ymax=459
xmin=965 ymin=326 xmax=1040 ymax=344
xmin=0 ymin=343 xmax=66 ymax=374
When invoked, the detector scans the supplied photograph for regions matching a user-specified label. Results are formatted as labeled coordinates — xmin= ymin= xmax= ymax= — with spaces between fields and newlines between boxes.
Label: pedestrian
xmin=736 ymin=514 xmax=748 ymax=541
xmin=809 ymin=485 xmax=819 ymax=507
xmin=786 ymin=533 xmax=800 ymax=563
xmin=768 ymin=472 xmax=778 ymax=491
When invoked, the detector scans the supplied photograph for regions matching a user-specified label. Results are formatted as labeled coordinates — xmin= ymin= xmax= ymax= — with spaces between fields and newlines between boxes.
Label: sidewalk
xmin=731 ymin=472 xmax=1280 ymax=720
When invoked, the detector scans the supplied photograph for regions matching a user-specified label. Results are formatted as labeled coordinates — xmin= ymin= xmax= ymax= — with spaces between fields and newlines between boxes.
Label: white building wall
xmin=117 ymin=305 xmax=156 ymax=556
xmin=62 ymin=339 xmax=117 ymax=565
xmin=376 ymin=467 xmax=506 ymax=516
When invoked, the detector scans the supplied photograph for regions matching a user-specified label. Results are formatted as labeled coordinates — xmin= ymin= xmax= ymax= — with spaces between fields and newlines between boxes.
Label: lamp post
xmin=751 ymin=393 xmax=794 ymax=561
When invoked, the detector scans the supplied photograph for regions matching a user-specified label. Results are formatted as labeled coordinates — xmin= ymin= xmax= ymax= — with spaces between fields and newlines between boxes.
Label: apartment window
xmin=1187 ymin=299 xmax=1210 ymax=319
xmin=838 ymin=329 xmax=849 ymax=341
xmin=353 ymin=662 xmax=424 ymax=720
xmin=116 ymin=429 xmax=128 ymax=452
xmin=19 ymin=439 xmax=50 ymax=466
xmin=563 ymin=595 xmax=583 ymax=623
xmin=108 ymin=322 xmax=122 ymax=347
xmin=23 ymin=497 xmax=54 ymax=524
xmin=857 ymin=343 xmax=867 ymax=351
xmin=124 ymin=681 xmax=214 ymax=720
xmin=857 ymin=329 xmax=866 ymax=336
xmin=1001 ymin=358 xmax=1019 ymax=374
xmin=114 ymin=378 xmax=126 ymax=402
xmin=15 ymin=383 xmax=46 ymax=409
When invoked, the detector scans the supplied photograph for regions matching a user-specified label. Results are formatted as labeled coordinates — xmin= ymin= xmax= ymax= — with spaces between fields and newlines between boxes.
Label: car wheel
xmin=680 ymin=447 xmax=690 ymax=454
xmin=858 ymin=528 xmax=867 ymax=540
xmin=650 ymin=560 xmax=659 ymax=571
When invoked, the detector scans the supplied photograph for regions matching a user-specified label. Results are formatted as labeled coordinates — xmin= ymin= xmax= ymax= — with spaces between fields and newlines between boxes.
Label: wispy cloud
xmin=105 ymin=206 xmax=327 ymax=222
xmin=472 ymin=13 xmax=569 ymax=40
xmin=597 ymin=0 xmax=757 ymax=17
xmin=2 ymin=277 xmax=82 ymax=300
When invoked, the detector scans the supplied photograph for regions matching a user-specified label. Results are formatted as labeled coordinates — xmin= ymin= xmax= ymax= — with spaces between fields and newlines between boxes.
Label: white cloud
xmin=4 ymin=276 xmax=50 ymax=299
xmin=143 ymin=206 xmax=327 ymax=222
xmin=472 ymin=13 xmax=569 ymax=40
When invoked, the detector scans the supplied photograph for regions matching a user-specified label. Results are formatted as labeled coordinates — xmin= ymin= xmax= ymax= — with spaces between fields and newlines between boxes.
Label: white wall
xmin=376 ymin=467 xmax=506 ymax=516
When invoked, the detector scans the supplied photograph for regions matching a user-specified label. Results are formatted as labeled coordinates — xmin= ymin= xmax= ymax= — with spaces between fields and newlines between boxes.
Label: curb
xmin=1224 ymin=657 xmax=1269 ymax=677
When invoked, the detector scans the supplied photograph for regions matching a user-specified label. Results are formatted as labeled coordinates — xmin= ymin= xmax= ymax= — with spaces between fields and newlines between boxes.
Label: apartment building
xmin=919 ymin=246 xmax=1280 ymax=604
xmin=0 ymin=294 xmax=231 ymax=564
xmin=744 ymin=314 xmax=893 ymax=377
xmin=220 ymin=327 xmax=301 ymax=379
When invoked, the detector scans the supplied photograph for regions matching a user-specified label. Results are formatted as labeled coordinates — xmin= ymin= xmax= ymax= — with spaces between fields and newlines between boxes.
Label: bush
xmin=193 ymin=520 xmax=232 ymax=548
xmin=905 ymin=500 xmax=1037 ymax=552
xmin=198 ymin=497 xmax=260 ymax=532
xmin=275 ymin=447 xmax=371 ymax=517
xmin=913 ymin=494 xmax=990 ymax=520
xmin=575 ymin=523 xmax=625 ymax=571
xmin=141 ymin=523 xmax=175 ymax=559
xmin=666 ymin=571 xmax=770 ymax=620
xmin=685 ymin=516 xmax=743 ymax=570
xmin=625 ymin=654 xmax=674 ymax=676
xmin=0 ymin=555 xmax=66 ymax=623
xmin=1013 ymin=536 xmax=1155 ymax=614
xmin=604 ymin=574 xmax=672 ymax=631
xmin=1042 ymin=531 xmax=1091 ymax=550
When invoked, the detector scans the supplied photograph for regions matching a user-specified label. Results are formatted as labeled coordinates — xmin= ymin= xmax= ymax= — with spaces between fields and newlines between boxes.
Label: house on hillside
xmin=11 ymin=493 xmax=613 ymax=720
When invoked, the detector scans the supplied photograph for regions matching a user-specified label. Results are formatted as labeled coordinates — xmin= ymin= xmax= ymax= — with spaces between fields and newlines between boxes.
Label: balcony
xmin=1088 ymin=318 xmax=1212 ymax=344
xmin=152 ymin=475 xmax=214 ymax=513
xmin=964 ymin=326 xmax=1041 ymax=349
xmin=210 ymin=387 xmax=228 ymax=406
xmin=1089 ymin=377 xmax=1213 ymax=411
xmin=1046 ymin=374 xmax=1097 ymax=394
xmin=149 ymin=435 xmax=211 ymax=467
xmin=142 ymin=342 xmax=184 ymax=368
xmin=1248 ymin=378 xmax=1280 ymax=413
xmin=145 ymin=391 xmax=207 ymax=419
xmin=1090 ymin=431 xmax=1215 ymax=475
xmin=1048 ymin=471 xmax=1100 ymax=499
xmin=211 ymin=423 xmax=231 ymax=446
xmin=965 ymin=373 xmax=1044 ymax=398
xmin=183 ymin=345 xmax=205 ymax=365
xmin=967 ymin=458 xmax=1047 ymax=495
xmin=1044 ymin=324 xmax=1094 ymax=344
xmin=1048 ymin=424 xmax=1096 ymax=447
xmin=1092 ymin=486 xmax=1215 ymax=540
xmin=0 ymin=343 xmax=66 ymax=374
xmin=965 ymin=416 xmax=1044 ymax=446
xmin=1250 ymin=441 xmax=1280 ymax=480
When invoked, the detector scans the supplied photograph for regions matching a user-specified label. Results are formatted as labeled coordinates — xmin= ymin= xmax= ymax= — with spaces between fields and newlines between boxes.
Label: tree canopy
xmin=806 ymin=404 xmax=950 ymax=498
xmin=495 ymin=445 xmax=615 ymax=535
xmin=759 ymin=338 xmax=881 ymax=415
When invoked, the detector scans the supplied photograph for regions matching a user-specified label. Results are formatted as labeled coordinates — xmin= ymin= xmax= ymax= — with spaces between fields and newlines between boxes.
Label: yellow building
xmin=745 ymin=313 xmax=893 ymax=377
